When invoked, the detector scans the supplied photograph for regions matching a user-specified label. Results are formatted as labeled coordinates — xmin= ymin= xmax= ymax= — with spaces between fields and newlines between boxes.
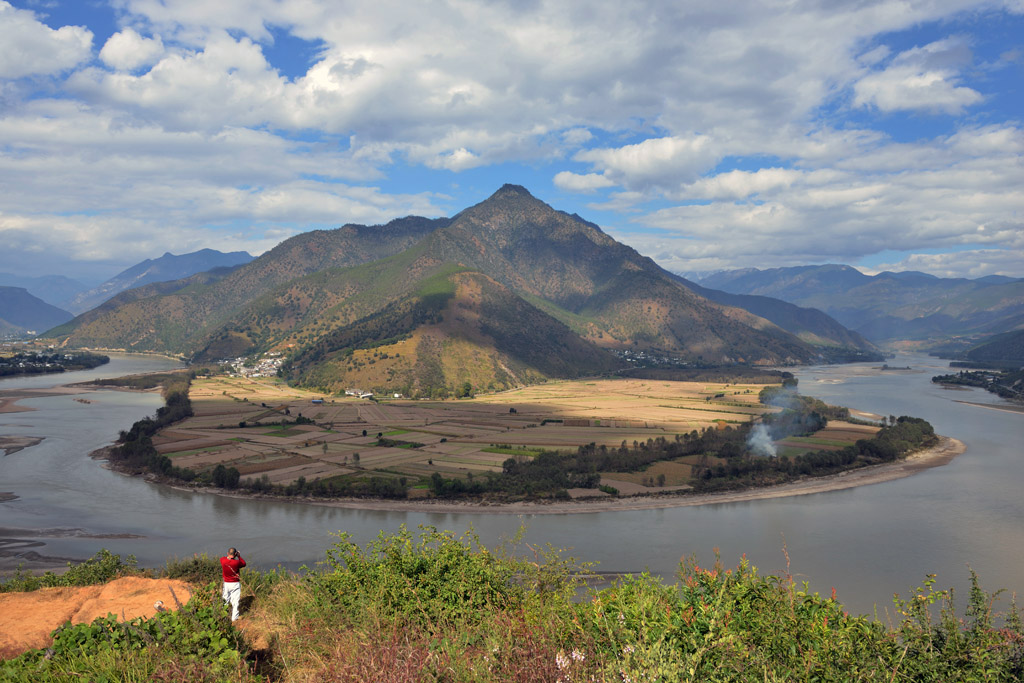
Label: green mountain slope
xmin=286 ymin=269 xmax=624 ymax=396
xmin=962 ymin=329 xmax=1024 ymax=365
xmin=424 ymin=185 xmax=828 ymax=364
xmin=49 ymin=186 xmax=878 ymax=392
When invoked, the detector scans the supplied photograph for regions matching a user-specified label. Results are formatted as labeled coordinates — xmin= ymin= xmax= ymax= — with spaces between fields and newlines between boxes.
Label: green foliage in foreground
xmin=2 ymin=529 xmax=1022 ymax=681
xmin=0 ymin=549 xmax=140 ymax=593
xmin=0 ymin=583 xmax=248 ymax=682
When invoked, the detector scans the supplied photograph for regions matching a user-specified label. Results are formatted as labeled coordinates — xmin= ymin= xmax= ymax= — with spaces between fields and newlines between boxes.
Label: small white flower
xmin=556 ymin=650 xmax=570 ymax=671
xmin=571 ymin=649 xmax=585 ymax=662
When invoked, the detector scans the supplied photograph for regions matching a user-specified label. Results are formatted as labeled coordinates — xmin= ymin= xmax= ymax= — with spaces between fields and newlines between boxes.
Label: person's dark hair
xmin=228 ymin=547 xmax=237 ymax=556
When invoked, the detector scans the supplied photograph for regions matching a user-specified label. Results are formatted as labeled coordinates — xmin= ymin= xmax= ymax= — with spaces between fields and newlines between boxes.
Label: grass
xmin=482 ymin=446 xmax=542 ymax=456
xmin=3 ymin=530 xmax=1022 ymax=681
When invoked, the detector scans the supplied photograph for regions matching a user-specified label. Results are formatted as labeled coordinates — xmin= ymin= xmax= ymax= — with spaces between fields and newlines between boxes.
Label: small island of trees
xmin=0 ymin=350 xmax=109 ymax=377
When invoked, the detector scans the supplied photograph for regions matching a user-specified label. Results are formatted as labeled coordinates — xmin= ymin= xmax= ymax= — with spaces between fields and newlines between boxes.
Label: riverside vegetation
xmin=1 ymin=527 xmax=1022 ymax=681
xmin=0 ymin=350 xmax=108 ymax=377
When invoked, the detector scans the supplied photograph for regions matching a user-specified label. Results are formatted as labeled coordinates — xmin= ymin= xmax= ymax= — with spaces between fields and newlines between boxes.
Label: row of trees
xmin=246 ymin=473 xmax=408 ymax=498
xmin=422 ymin=427 xmax=754 ymax=499
xmin=932 ymin=369 xmax=1024 ymax=401
xmin=106 ymin=374 xmax=201 ymax=483
xmin=419 ymin=387 xmax=931 ymax=500
xmin=693 ymin=416 xmax=936 ymax=492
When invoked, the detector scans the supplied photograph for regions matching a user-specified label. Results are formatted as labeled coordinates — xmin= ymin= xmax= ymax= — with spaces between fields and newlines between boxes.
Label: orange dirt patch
xmin=0 ymin=577 xmax=193 ymax=660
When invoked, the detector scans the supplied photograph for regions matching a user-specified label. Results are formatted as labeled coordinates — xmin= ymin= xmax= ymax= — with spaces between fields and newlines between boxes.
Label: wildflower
xmin=571 ymin=649 xmax=585 ymax=663
xmin=623 ymin=644 xmax=635 ymax=655
xmin=618 ymin=612 xmax=626 ymax=625
xmin=556 ymin=650 xmax=570 ymax=671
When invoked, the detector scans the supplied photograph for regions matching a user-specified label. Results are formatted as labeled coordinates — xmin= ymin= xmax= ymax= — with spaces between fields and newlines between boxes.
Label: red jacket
xmin=220 ymin=555 xmax=245 ymax=583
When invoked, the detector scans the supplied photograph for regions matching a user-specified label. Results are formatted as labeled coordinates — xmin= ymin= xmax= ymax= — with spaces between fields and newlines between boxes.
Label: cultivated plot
xmin=161 ymin=376 xmax=780 ymax=492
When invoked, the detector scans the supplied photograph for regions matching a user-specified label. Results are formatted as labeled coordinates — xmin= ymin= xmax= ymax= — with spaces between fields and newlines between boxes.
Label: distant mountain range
xmin=698 ymin=265 xmax=1024 ymax=347
xmin=48 ymin=186 xmax=878 ymax=396
xmin=0 ymin=273 xmax=88 ymax=310
xmin=63 ymin=249 xmax=254 ymax=314
xmin=0 ymin=250 xmax=255 ymax=317
xmin=0 ymin=287 xmax=73 ymax=336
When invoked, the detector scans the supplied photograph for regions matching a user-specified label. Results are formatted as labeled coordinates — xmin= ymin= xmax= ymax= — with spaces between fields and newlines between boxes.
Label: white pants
xmin=222 ymin=581 xmax=241 ymax=621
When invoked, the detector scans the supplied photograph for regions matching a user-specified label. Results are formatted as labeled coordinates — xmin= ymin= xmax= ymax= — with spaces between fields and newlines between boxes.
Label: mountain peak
xmin=490 ymin=184 xmax=534 ymax=199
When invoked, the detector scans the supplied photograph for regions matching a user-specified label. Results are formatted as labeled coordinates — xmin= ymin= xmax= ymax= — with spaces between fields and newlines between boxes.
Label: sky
xmin=1 ymin=0 xmax=1022 ymax=285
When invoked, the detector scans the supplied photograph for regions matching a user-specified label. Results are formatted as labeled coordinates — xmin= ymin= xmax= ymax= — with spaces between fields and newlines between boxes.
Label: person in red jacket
xmin=220 ymin=547 xmax=246 ymax=621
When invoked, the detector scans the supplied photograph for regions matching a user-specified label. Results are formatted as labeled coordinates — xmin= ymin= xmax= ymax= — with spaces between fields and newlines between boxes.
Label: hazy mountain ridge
xmin=65 ymin=249 xmax=256 ymax=314
xmin=0 ymin=273 xmax=88 ymax=309
xmin=49 ymin=186 xmax=878 ymax=394
xmin=677 ymin=277 xmax=877 ymax=357
xmin=698 ymin=266 xmax=1024 ymax=344
xmin=0 ymin=287 xmax=73 ymax=335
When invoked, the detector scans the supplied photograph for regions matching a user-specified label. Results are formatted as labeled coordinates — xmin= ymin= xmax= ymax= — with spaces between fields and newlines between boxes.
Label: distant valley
xmin=697 ymin=265 xmax=1023 ymax=357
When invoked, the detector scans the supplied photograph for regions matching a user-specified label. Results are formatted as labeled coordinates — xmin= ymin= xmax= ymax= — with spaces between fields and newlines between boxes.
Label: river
xmin=1 ymin=353 xmax=1020 ymax=617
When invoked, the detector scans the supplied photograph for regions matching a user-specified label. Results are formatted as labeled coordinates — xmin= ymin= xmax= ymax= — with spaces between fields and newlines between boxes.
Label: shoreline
xmin=141 ymin=435 xmax=965 ymax=516
xmin=5 ymin=435 xmax=966 ymax=575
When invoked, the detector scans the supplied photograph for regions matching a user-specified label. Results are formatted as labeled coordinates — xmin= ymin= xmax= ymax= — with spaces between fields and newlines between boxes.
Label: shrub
xmin=307 ymin=526 xmax=525 ymax=629
xmin=1 ymin=549 xmax=140 ymax=593
xmin=0 ymin=583 xmax=251 ymax=681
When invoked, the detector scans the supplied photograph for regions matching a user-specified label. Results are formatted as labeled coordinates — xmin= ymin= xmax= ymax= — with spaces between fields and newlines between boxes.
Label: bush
xmin=1 ymin=549 xmax=140 ymax=593
xmin=307 ymin=526 xmax=525 ymax=629
xmin=0 ymin=583 xmax=251 ymax=682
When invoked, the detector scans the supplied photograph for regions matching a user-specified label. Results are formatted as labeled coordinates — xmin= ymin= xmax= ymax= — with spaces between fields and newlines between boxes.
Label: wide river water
xmin=1 ymin=353 xmax=1021 ymax=617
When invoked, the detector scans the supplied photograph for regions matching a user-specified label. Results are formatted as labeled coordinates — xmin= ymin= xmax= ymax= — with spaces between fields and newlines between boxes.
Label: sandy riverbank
xmin=191 ymin=435 xmax=965 ymax=516
xmin=954 ymin=400 xmax=1024 ymax=415
xmin=0 ymin=386 xmax=97 ymax=414
xmin=0 ymin=436 xmax=43 ymax=456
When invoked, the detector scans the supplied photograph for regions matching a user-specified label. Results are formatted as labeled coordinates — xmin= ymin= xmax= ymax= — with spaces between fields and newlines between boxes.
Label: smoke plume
xmin=747 ymin=423 xmax=777 ymax=457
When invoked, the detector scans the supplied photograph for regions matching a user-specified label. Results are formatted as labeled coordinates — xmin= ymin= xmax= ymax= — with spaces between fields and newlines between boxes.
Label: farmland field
xmin=157 ymin=375 xmax=867 ymax=495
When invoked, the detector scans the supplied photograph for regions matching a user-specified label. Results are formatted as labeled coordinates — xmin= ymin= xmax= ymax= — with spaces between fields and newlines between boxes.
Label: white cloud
xmin=70 ymin=31 xmax=288 ymax=132
xmin=854 ymin=38 xmax=983 ymax=114
xmin=0 ymin=1 xmax=92 ymax=78
xmin=562 ymin=128 xmax=593 ymax=145
xmin=99 ymin=28 xmax=165 ymax=71
xmin=1 ymin=0 xmax=1022 ymax=280
xmin=574 ymin=136 xmax=717 ymax=190
xmin=613 ymin=124 xmax=1024 ymax=276
xmin=429 ymin=147 xmax=483 ymax=172
xmin=871 ymin=249 xmax=1024 ymax=279
xmin=553 ymin=171 xmax=614 ymax=193
xmin=677 ymin=168 xmax=804 ymax=201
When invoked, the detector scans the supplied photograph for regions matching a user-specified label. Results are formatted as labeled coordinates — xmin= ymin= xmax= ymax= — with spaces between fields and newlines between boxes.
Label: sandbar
xmin=954 ymin=400 xmax=1024 ymax=415
xmin=0 ymin=436 xmax=43 ymax=456
xmin=0 ymin=386 xmax=95 ymax=414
